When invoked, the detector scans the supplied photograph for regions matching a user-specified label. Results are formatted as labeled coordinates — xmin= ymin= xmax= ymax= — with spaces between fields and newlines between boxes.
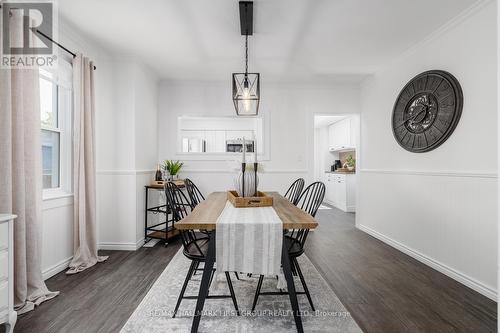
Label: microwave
xmin=226 ymin=139 xmax=254 ymax=153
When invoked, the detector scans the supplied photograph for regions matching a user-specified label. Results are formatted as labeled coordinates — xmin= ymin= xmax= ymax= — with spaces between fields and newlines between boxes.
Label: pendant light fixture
xmin=232 ymin=1 xmax=260 ymax=116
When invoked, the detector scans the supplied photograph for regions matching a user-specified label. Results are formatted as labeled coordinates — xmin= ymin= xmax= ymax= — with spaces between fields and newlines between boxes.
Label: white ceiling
xmin=59 ymin=0 xmax=478 ymax=83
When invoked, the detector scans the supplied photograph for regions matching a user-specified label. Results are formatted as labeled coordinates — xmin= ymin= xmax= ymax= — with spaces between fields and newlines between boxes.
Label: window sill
xmin=42 ymin=189 xmax=73 ymax=201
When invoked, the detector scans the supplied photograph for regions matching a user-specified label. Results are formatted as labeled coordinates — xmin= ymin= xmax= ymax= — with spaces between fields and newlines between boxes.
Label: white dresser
xmin=0 ymin=214 xmax=16 ymax=333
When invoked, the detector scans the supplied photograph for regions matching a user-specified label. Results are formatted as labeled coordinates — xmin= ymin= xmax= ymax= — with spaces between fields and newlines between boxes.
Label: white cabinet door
xmin=334 ymin=175 xmax=347 ymax=209
xmin=328 ymin=118 xmax=354 ymax=151
xmin=323 ymin=173 xmax=335 ymax=204
xmin=205 ymin=130 xmax=226 ymax=153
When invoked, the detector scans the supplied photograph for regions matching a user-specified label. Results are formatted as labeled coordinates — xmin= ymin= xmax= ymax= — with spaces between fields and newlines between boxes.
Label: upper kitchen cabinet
xmin=328 ymin=117 xmax=356 ymax=151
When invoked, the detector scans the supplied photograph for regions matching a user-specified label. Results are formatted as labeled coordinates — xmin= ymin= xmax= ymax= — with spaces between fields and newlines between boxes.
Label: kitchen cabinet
xmin=0 ymin=215 xmax=16 ymax=333
xmin=328 ymin=118 xmax=356 ymax=151
xmin=323 ymin=173 xmax=356 ymax=212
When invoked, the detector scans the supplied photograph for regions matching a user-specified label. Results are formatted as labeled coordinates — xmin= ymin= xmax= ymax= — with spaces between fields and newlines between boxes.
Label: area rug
xmin=121 ymin=248 xmax=361 ymax=333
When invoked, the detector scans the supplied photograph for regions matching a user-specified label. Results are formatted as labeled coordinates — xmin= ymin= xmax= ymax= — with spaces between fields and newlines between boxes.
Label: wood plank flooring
xmin=306 ymin=206 xmax=497 ymax=332
xmin=9 ymin=206 xmax=497 ymax=333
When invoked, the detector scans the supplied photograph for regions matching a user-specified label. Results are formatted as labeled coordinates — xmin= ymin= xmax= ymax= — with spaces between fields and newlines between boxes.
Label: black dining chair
xmin=185 ymin=178 xmax=205 ymax=209
xmin=251 ymin=181 xmax=325 ymax=312
xmin=284 ymin=178 xmax=305 ymax=205
xmin=165 ymin=181 xmax=240 ymax=318
xmin=184 ymin=179 xmax=240 ymax=281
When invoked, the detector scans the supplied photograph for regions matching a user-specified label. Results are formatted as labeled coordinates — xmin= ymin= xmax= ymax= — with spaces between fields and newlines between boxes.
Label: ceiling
xmin=59 ymin=0 xmax=478 ymax=83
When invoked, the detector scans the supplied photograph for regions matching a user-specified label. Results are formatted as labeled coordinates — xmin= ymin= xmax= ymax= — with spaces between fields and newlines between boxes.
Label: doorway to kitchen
xmin=313 ymin=114 xmax=360 ymax=215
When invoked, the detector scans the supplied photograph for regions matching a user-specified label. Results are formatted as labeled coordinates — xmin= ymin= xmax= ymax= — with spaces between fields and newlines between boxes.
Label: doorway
xmin=313 ymin=114 xmax=360 ymax=214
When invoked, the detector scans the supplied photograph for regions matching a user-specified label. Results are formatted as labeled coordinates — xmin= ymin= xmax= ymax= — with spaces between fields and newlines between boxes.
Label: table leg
xmin=282 ymin=236 xmax=304 ymax=333
xmin=191 ymin=231 xmax=216 ymax=333
xmin=144 ymin=187 xmax=149 ymax=244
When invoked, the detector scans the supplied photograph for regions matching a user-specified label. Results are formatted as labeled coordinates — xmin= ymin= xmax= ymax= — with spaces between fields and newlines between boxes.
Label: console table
xmin=0 ymin=214 xmax=16 ymax=333
xmin=144 ymin=180 xmax=185 ymax=245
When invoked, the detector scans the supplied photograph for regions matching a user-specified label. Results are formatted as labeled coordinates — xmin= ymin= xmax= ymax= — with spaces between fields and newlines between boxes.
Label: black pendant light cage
xmin=232 ymin=72 xmax=260 ymax=116
xmin=233 ymin=1 xmax=260 ymax=116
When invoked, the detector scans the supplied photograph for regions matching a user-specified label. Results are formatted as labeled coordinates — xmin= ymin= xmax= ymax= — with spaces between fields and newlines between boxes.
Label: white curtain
xmin=0 ymin=11 xmax=59 ymax=314
xmin=66 ymin=54 xmax=108 ymax=274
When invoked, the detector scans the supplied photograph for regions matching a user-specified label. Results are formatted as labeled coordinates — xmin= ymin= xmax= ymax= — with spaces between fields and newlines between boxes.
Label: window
xmin=39 ymin=61 xmax=73 ymax=197
xmin=40 ymin=71 xmax=60 ymax=189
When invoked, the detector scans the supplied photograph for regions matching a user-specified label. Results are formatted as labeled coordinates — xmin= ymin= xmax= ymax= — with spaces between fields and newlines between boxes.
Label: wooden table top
xmin=175 ymin=192 xmax=318 ymax=231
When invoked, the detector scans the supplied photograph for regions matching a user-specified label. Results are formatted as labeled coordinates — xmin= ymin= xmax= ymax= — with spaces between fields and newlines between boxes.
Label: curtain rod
xmin=35 ymin=29 xmax=97 ymax=70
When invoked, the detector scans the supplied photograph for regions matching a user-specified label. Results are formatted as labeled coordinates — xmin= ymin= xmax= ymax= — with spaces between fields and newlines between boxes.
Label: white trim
xmin=182 ymin=169 xmax=308 ymax=174
xmin=96 ymin=169 xmax=308 ymax=175
xmin=362 ymin=0 xmax=494 ymax=88
xmin=42 ymin=256 xmax=73 ymax=280
xmin=357 ymin=224 xmax=497 ymax=301
xmin=42 ymin=195 xmax=73 ymax=211
xmin=98 ymin=242 xmax=138 ymax=251
xmin=96 ymin=170 xmax=155 ymax=175
xmin=359 ymin=169 xmax=497 ymax=179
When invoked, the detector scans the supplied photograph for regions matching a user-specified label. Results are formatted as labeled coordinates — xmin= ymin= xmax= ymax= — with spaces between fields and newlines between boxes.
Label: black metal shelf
xmin=144 ymin=186 xmax=178 ymax=246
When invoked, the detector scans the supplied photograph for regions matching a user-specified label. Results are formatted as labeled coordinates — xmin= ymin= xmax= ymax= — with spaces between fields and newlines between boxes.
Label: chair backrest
xmin=286 ymin=182 xmax=325 ymax=252
xmin=295 ymin=181 xmax=325 ymax=218
xmin=165 ymin=181 xmax=206 ymax=255
xmin=284 ymin=178 xmax=305 ymax=205
xmin=184 ymin=178 xmax=205 ymax=208
xmin=164 ymin=181 xmax=191 ymax=222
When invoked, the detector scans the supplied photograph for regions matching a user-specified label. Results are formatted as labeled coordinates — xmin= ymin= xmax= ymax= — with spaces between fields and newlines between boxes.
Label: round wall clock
xmin=391 ymin=70 xmax=463 ymax=153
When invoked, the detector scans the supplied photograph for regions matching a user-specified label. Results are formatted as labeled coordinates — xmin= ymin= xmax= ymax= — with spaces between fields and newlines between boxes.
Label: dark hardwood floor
xmin=306 ymin=206 xmax=497 ymax=332
xmin=10 ymin=206 xmax=497 ymax=333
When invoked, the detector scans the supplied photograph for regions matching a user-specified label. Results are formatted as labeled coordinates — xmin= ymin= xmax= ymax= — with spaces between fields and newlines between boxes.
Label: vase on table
xmin=234 ymin=171 xmax=259 ymax=197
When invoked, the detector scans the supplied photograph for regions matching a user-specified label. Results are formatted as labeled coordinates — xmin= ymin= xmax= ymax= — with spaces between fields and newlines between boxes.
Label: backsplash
xmin=339 ymin=150 xmax=356 ymax=167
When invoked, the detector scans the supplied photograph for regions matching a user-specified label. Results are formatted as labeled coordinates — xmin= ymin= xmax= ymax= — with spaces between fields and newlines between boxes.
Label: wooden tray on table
xmin=227 ymin=190 xmax=273 ymax=208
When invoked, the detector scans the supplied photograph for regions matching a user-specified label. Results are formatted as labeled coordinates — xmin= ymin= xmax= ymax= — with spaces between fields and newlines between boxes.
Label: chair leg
xmin=290 ymin=258 xmax=298 ymax=276
xmin=173 ymin=260 xmax=197 ymax=318
xmin=225 ymin=272 xmax=240 ymax=316
xmin=234 ymin=272 xmax=240 ymax=280
xmin=294 ymin=257 xmax=315 ymax=311
xmin=192 ymin=261 xmax=200 ymax=276
xmin=251 ymin=275 xmax=264 ymax=312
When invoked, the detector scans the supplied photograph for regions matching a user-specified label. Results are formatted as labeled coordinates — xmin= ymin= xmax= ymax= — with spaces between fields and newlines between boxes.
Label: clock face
xmin=391 ymin=70 xmax=463 ymax=153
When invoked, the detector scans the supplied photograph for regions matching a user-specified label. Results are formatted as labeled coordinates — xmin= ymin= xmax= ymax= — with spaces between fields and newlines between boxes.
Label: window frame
xmin=41 ymin=59 xmax=73 ymax=200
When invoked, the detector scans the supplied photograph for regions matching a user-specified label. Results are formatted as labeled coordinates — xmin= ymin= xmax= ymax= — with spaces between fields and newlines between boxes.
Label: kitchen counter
xmin=325 ymin=170 xmax=355 ymax=174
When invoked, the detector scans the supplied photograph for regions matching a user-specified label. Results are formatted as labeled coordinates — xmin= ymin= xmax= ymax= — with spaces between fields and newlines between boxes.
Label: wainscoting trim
xmin=42 ymin=256 xmax=73 ymax=280
xmin=97 ymin=169 xmax=308 ymax=175
xmin=357 ymin=224 xmax=497 ymax=301
xmin=97 ymin=170 xmax=154 ymax=175
xmin=359 ymin=169 xmax=497 ymax=179
xmin=182 ymin=169 xmax=308 ymax=174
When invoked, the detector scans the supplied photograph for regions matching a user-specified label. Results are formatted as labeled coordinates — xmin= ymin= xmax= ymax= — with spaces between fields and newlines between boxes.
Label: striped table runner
xmin=215 ymin=201 xmax=283 ymax=276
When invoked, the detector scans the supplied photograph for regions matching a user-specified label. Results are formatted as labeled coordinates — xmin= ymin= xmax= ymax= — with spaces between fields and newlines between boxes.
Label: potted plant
xmin=345 ymin=155 xmax=355 ymax=171
xmin=162 ymin=160 xmax=184 ymax=180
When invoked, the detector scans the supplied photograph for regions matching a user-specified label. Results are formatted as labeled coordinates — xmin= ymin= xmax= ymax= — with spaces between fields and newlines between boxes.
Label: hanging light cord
xmin=245 ymin=34 xmax=249 ymax=76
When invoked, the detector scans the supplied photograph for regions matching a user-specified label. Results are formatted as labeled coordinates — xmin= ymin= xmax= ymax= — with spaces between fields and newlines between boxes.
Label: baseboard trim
xmin=42 ymin=256 xmax=73 ymax=280
xmin=98 ymin=242 xmax=138 ymax=251
xmin=98 ymin=238 xmax=146 ymax=251
xmin=356 ymin=224 xmax=497 ymax=301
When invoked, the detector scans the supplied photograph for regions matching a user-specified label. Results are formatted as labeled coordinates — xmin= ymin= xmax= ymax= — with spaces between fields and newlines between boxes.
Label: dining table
xmin=175 ymin=191 xmax=318 ymax=333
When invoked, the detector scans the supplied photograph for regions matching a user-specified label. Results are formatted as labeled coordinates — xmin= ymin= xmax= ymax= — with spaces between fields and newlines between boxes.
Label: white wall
xmin=157 ymin=81 xmax=360 ymax=195
xmin=357 ymin=0 xmax=497 ymax=300
xmin=97 ymin=60 xmax=159 ymax=251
